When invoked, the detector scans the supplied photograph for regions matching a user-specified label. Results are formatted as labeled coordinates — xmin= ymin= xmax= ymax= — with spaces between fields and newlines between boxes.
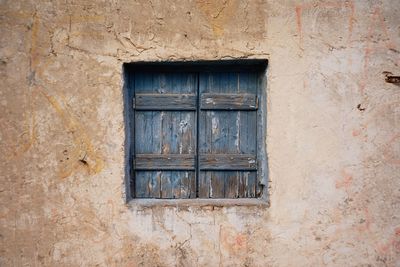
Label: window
xmin=124 ymin=60 xmax=267 ymax=199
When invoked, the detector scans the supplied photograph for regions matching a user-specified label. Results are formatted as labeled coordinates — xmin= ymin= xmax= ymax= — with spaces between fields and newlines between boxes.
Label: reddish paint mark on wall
xmin=382 ymin=133 xmax=400 ymax=165
xmin=360 ymin=207 xmax=372 ymax=232
xmin=294 ymin=1 xmax=355 ymax=48
xmin=351 ymin=123 xmax=369 ymax=143
xmin=235 ymin=234 xmax=247 ymax=247
xmin=359 ymin=6 xmax=398 ymax=95
xmin=377 ymin=227 xmax=400 ymax=255
xmin=335 ymin=169 xmax=353 ymax=191
xmin=352 ymin=103 xmax=399 ymax=166
xmin=220 ymin=227 xmax=248 ymax=254
xmin=352 ymin=129 xmax=361 ymax=137
xmin=295 ymin=6 xmax=303 ymax=45
xmin=396 ymin=228 xmax=400 ymax=237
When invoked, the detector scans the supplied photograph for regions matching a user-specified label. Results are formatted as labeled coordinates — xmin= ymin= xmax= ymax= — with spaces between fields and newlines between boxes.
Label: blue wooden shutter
xmin=198 ymin=72 xmax=258 ymax=198
xmin=133 ymin=72 xmax=197 ymax=198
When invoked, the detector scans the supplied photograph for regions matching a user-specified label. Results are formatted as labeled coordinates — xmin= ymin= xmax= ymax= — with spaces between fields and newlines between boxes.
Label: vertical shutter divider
xmin=195 ymin=72 xmax=200 ymax=198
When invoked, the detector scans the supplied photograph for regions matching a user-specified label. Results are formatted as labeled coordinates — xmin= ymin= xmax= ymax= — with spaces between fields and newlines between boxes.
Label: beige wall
xmin=1 ymin=0 xmax=400 ymax=266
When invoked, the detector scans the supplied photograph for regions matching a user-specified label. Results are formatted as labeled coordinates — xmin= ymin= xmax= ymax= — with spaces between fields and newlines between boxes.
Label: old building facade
xmin=1 ymin=0 xmax=400 ymax=266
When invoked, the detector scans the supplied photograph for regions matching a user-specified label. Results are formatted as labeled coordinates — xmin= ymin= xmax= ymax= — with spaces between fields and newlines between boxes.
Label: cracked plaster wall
xmin=1 ymin=0 xmax=400 ymax=266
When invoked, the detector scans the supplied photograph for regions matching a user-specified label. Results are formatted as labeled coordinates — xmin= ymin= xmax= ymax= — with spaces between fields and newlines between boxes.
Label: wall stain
xmin=9 ymin=12 xmax=40 ymax=159
xmin=196 ymin=0 xmax=239 ymax=36
xmin=220 ymin=225 xmax=248 ymax=258
xmin=359 ymin=6 xmax=398 ymax=95
xmin=335 ymin=169 xmax=353 ymax=192
xmin=376 ymin=227 xmax=400 ymax=255
xmin=295 ymin=1 xmax=355 ymax=49
xmin=40 ymin=90 xmax=104 ymax=178
xmin=352 ymin=101 xmax=400 ymax=165
xmin=382 ymin=133 xmax=400 ymax=165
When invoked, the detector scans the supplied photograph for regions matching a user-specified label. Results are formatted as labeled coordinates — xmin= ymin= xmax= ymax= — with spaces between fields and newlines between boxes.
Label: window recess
xmin=124 ymin=60 xmax=268 ymax=199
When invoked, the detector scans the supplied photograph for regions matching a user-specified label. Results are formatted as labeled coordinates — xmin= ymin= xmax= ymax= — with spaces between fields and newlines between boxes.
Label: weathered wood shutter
xmin=198 ymin=72 xmax=259 ymax=198
xmin=133 ymin=72 xmax=197 ymax=198
xmin=130 ymin=65 xmax=265 ymax=199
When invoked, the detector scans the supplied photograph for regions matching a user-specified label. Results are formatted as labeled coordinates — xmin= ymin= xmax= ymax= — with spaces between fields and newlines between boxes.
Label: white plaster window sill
xmin=128 ymin=198 xmax=269 ymax=208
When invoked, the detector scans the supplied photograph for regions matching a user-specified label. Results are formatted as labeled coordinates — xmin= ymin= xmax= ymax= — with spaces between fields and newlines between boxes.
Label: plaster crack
xmin=218 ymin=225 xmax=222 ymax=267
xmin=114 ymin=28 xmax=155 ymax=56
xmin=149 ymin=0 xmax=164 ymax=23
xmin=243 ymin=0 xmax=250 ymax=32
xmin=213 ymin=0 xmax=229 ymax=19
xmin=66 ymin=43 xmax=117 ymax=58
xmin=184 ymin=34 xmax=200 ymax=50
xmin=173 ymin=209 xmax=193 ymax=265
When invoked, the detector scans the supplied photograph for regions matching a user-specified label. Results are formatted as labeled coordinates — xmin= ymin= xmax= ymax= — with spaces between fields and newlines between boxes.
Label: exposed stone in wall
xmin=1 ymin=0 xmax=399 ymax=266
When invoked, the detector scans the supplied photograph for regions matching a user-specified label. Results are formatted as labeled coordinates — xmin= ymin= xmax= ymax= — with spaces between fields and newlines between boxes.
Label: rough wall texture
xmin=1 ymin=0 xmax=400 ymax=266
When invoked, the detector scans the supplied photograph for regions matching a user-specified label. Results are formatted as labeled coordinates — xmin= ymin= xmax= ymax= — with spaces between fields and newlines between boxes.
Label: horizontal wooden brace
xmin=134 ymin=154 xmax=196 ymax=170
xmin=200 ymin=93 xmax=258 ymax=110
xmin=199 ymin=154 xmax=257 ymax=170
xmin=134 ymin=94 xmax=196 ymax=110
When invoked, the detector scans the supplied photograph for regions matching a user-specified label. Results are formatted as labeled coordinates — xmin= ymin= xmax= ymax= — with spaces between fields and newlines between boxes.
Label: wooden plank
xmin=238 ymin=172 xmax=246 ymax=198
xmin=135 ymin=171 xmax=161 ymax=198
xmin=225 ymin=171 xmax=239 ymax=198
xmin=219 ymin=74 xmax=238 ymax=198
xmin=205 ymin=73 xmax=231 ymax=198
xmin=135 ymin=171 xmax=147 ymax=198
xmin=180 ymin=171 xmax=196 ymax=198
xmin=198 ymin=109 xmax=211 ymax=197
xmin=155 ymin=72 xmax=197 ymax=198
xmin=200 ymin=93 xmax=257 ymax=110
xmin=246 ymin=172 xmax=257 ymax=197
xmin=237 ymin=171 xmax=256 ymax=198
xmin=238 ymin=72 xmax=258 ymax=197
xmin=135 ymin=154 xmax=195 ymax=170
xmin=134 ymin=73 xmax=163 ymax=198
xmin=199 ymin=154 xmax=257 ymax=170
xmin=160 ymin=171 xmax=173 ymax=198
xmin=159 ymin=108 xmax=174 ymax=198
xmin=198 ymin=74 xmax=212 ymax=197
xmin=134 ymin=111 xmax=162 ymax=197
xmin=135 ymin=94 xmax=196 ymax=110
xmin=198 ymin=172 xmax=210 ymax=198
xmin=134 ymin=112 xmax=148 ymax=197
xmin=210 ymin=172 xmax=225 ymax=198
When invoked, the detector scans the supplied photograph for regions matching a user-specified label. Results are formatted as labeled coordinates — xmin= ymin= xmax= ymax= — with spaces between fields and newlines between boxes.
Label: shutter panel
xmin=198 ymin=72 xmax=258 ymax=198
xmin=133 ymin=72 xmax=197 ymax=198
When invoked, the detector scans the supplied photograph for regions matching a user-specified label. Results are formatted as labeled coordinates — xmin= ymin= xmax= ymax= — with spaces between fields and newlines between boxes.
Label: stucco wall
xmin=1 ymin=0 xmax=399 ymax=266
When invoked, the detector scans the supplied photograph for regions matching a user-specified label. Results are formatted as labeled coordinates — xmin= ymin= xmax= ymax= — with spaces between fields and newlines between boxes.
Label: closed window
xmin=124 ymin=61 xmax=267 ymax=199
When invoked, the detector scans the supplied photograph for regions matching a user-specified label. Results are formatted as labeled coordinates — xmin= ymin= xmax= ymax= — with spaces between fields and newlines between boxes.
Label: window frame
xmin=123 ymin=60 xmax=268 ymax=204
